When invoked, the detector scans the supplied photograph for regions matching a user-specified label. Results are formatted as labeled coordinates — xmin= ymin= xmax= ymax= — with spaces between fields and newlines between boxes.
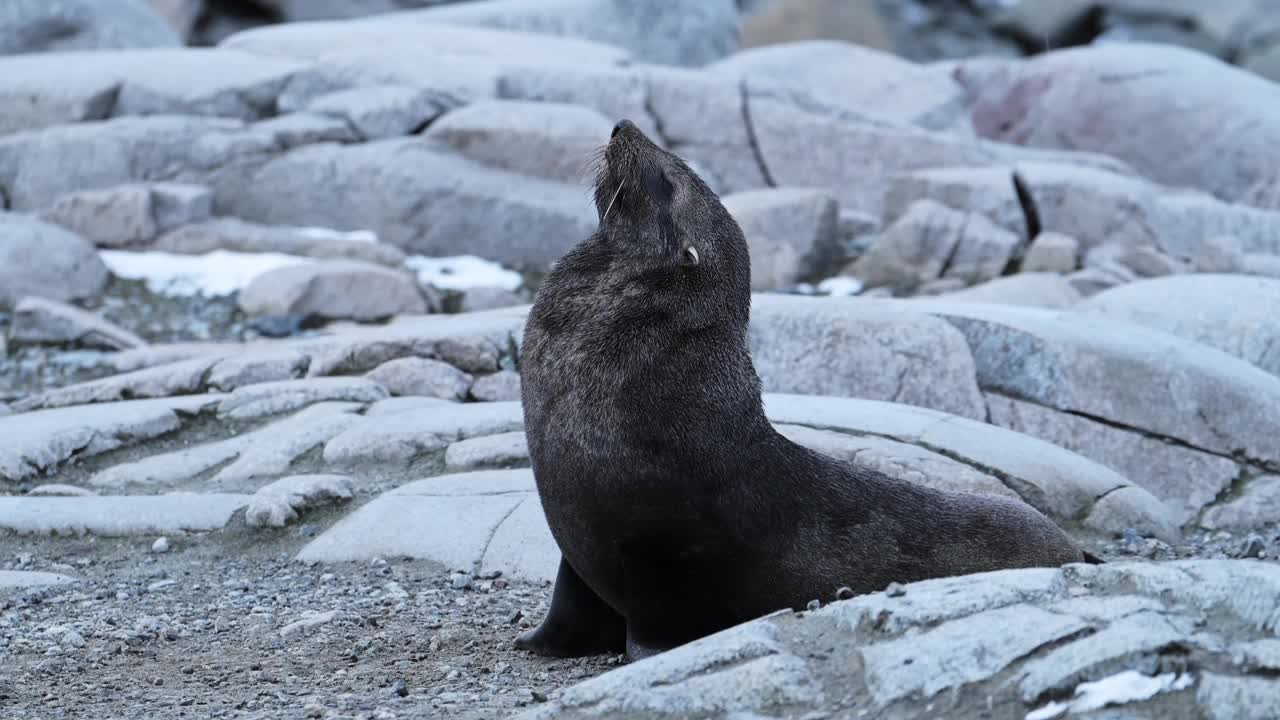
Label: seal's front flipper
xmin=514 ymin=557 xmax=626 ymax=658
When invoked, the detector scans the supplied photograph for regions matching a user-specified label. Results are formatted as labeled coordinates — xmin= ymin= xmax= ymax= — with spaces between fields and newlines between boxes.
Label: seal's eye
xmin=680 ymin=245 xmax=700 ymax=267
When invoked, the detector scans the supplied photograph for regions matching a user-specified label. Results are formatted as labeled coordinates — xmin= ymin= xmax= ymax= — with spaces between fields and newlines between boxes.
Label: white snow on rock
xmin=405 ymin=255 xmax=524 ymax=291
xmin=99 ymin=249 xmax=319 ymax=297
xmin=1026 ymin=671 xmax=1195 ymax=720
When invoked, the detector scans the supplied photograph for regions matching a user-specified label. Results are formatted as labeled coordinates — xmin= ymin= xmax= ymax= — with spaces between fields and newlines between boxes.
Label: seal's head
xmin=570 ymin=119 xmax=753 ymax=330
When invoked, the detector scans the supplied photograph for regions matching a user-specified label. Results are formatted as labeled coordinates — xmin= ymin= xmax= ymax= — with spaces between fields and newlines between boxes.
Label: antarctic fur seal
xmin=515 ymin=119 xmax=1090 ymax=662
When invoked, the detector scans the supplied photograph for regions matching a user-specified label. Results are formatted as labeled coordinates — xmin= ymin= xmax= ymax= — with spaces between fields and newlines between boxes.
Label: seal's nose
xmin=612 ymin=119 xmax=635 ymax=138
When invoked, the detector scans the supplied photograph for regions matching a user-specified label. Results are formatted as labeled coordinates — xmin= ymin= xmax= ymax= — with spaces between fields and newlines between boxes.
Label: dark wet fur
xmin=515 ymin=123 xmax=1089 ymax=661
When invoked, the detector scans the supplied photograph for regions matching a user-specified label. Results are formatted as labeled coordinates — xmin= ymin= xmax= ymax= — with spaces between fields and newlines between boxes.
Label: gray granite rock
xmin=9 ymin=296 xmax=147 ymax=351
xmin=365 ymin=357 xmax=473 ymax=400
xmin=749 ymin=293 xmax=987 ymax=420
xmin=154 ymin=218 xmax=407 ymax=266
xmin=1200 ymin=476 xmax=1280 ymax=532
xmin=238 ymin=260 xmax=428 ymax=321
xmin=1023 ymin=231 xmax=1080 ymax=273
xmin=932 ymin=273 xmax=1083 ymax=309
xmin=0 ymin=0 xmax=179 ymax=56
xmin=469 ymin=370 xmax=522 ymax=402
xmin=307 ymin=84 xmax=452 ymax=141
xmin=0 ymin=214 xmax=110 ymax=310
xmin=216 ymin=377 xmax=388 ymax=420
xmin=205 ymin=350 xmax=310 ymax=392
xmin=0 ymin=493 xmax=250 ymax=535
xmin=423 ymin=99 xmax=611 ymax=183
xmin=0 ymin=396 xmax=215 ymax=482
xmin=13 ymin=357 xmax=221 ymax=412
xmin=723 ymin=187 xmax=841 ymax=291
xmin=245 ymin=474 xmax=354 ymax=528
xmin=37 ymin=182 xmax=212 ymax=248
xmin=1080 ymin=274 xmax=1280 ymax=379
xmin=0 ymin=571 xmax=77 ymax=589
xmin=322 ymin=401 xmax=523 ymax=467
xmin=443 ymin=431 xmax=529 ymax=471
xmin=250 ymin=112 xmax=360 ymax=149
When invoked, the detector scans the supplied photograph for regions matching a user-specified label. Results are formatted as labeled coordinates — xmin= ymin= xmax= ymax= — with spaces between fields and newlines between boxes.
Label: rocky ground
xmin=5 ymin=1 xmax=1280 ymax=719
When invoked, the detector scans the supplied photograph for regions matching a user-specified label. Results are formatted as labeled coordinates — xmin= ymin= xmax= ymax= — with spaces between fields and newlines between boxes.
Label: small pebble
xmin=390 ymin=678 xmax=408 ymax=697
xmin=304 ymin=704 xmax=323 ymax=719
xmin=451 ymin=573 xmax=473 ymax=590
xmin=885 ymin=582 xmax=907 ymax=597
xmin=151 ymin=537 xmax=170 ymax=554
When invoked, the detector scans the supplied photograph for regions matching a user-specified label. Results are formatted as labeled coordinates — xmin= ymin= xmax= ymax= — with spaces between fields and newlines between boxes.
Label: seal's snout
xmin=612 ymin=119 xmax=635 ymax=138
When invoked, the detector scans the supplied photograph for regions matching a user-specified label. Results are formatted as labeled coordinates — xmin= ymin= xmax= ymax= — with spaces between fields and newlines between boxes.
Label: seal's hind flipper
xmin=514 ymin=557 xmax=626 ymax=658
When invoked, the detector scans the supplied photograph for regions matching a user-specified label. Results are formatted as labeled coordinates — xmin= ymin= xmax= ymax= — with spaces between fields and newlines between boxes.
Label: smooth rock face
xmin=306 ymin=84 xmax=451 ymax=140
xmin=748 ymin=294 xmax=987 ymax=420
xmin=1199 ymin=476 xmax=1280 ymax=532
xmin=444 ymin=432 xmax=530 ymax=471
xmin=0 ymin=494 xmax=250 ymax=535
xmin=245 ymin=474 xmax=354 ymax=528
xmin=0 ymin=0 xmax=180 ymax=55
xmin=400 ymin=0 xmax=741 ymax=67
xmin=39 ymin=182 xmax=211 ymax=248
xmin=959 ymin=43 xmax=1280 ymax=209
xmin=365 ymin=357 xmax=474 ymax=400
xmin=469 ymin=370 xmax=522 ymax=402
xmin=216 ymin=377 xmax=388 ymax=421
xmin=154 ymin=218 xmax=407 ymax=266
xmin=9 ymin=297 xmax=147 ymax=351
xmin=422 ymin=99 xmax=611 ymax=183
xmin=1079 ymin=274 xmax=1280 ymax=378
xmin=0 ymin=214 xmax=110 ymax=310
xmin=322 ymin=402 xmax=524 ymax=467
xmin=723 ymin=187 xmax=841 ymax=291
xmin=237 ymin=260 xmax=428 ymax=321
xmin=524 ymin=560 xmax=1280 ymax=720
xmin=934 ymin=273 xmax=1083 ymax=309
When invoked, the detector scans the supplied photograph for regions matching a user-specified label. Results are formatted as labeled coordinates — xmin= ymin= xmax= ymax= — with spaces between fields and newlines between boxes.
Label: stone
xmin=910 ymin=298 xmax=1280 ymax=470
xmin=296 ymin=470 xmax=551 ymax=580
xmin=0 ymin=214 xmax=110 ymax=310
xmin=400 ymin=0 xmax=739 ymax=67
xmin=251 ymin=113 xmax=360 ymax=149
xmin=13 ymin=357 xmax=221 ymax=412
xmin=423 ymin=100 xmax=612 ymax=183
xmin=154 ymin=219 xmax=407 ymax=267
xmin=1115 ymin=246 xmax=1189 ymax=278
xmin=459 ymin=286 xmax=523 ymax=313
xmin=0 ymin=396 xmax=214 ymax=482
xmin=1197 ymin=674 xmax=1280 ymax=720
xmin=883 ymin=166 xmax=1030 ymax=241
xmin=1079 ymin=274 xmax=1280 ymax=378
xmin=322 ymin=401 xmax=524 ymax=467
xmin=709 ymin=40 xmax=967 ymax=131
xmin=245 ymin=474 xmax=354 ymax=528
xmin=1022 ymin=232 xmax=1080 ymax=273
xmin=38 ymin=184 xmax=157 ymax=248
xmin=150 ymin=183 xmax=213 ymax=231
xmin=496 ymin=62 xmax=657 ymax=146
xmin=365 ymin=357 xmax=473 ymax=400
xmin=469 ymin=370 xmax=522 ymax=402
xmin=146 ymin=0 xmax=203 ymax=39
xmin=1243 ymin=253 xmax=1280 ymax=279
xmin=8 ymin=296 xmax=147 ymax=351
xmin=1194 ymin=235 xmax=1246 ymax=273
xmin=307 ymin=84 xmax=451 ymax=141
xmin=748 ymin=293 xmax=987 ymax=420
xmin=219 ymin=139 xmax=597 ymax=272
xmin=1200 ymin=476 xmax=1280 ymax=532
xmin=932 ymin=273 xmax=1083 ymax=309
xmin=775 ymin=424 xmax=1017 ymax=499
xmin=987 ymin=394 xmax=1239 ymax=526
xmin=216 ymin=377 xmax=388 ymax=420
xmin=444 ymin=432 xmax=529 ymax=471
xmin=0 ymin=571 xmax=77 ymax=589
xmin=206 ymin=350 xmax=310 ymax=392
xmin=279 ymin=609 xmax=340 ymax=638
xmin=849 ymin=200 xmax=1020 ymax=293
xmin=0 ymin=494 xmax=250 ymax=535
xmin=762 ymin=393 xmax=1178 ymax=541
xmin=738 ymin=0 xmax=894 ymax=54
xmin=238 ymin=260 xmax=428 ymax=321
xmin=0 ymin=0 xmax=179 ymax=55
xmin=27 ymin=484 xmax=97 ymax=497
xmin=1066 ymin=264 xmax=1135 ymax=298
xmin=722 ymin=188 xmax=841 ymax=291
xmin=151 ymin=536 xmax=169 ymax=553
xmin=959 ymin=43 xmax=1280 ymax=210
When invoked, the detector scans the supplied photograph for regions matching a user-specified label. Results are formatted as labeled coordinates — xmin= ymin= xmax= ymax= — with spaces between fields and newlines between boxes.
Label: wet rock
xmin=238 ymin=260 xmax=428 ymax=322
xmin=0 ymin=214 xmax=110 ymax=311
xmin=723 ymin=188 xmax=841 ymax=291
xmin=423 ymin=100 xmax=611 ymax=183
xmin=749 ymin=293 xmax=986 ymax=420
xmin=0 ymin=0 xmax=179 ymax=55
xmin=155 ymin=219 xmax=406 ymax=266
xmin=469 ymin=370 xmax=522 ymax=402
xmin=365 ymin=357 xmax=473 ymax=400
xmin=307 ymin=84 xmax=451 ymax=141
xmin=9 ymin=297 xmax=147 ymax=351
xmin=245 ymin=474 xmax=354 ymax=528
xmin=1022 ymin=232 xmax=1080 ymax=273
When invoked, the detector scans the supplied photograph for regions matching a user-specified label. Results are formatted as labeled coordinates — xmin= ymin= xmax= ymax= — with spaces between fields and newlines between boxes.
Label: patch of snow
xmin=405 ymin=255 xmax=523 ymax=291
xmin=1026 ymin=671 xmax=1195 ymax=720
xmin=295 ymin=227 xmax=379 ymax=244
xmin=100 ymin=250 xmax=316 ymax=297
xmin=817 ymin=276 xmax=864 ymax=297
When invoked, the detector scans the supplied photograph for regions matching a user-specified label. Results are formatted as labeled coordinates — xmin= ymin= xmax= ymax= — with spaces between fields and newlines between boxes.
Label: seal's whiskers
xmin=602 ymin=181 xmax=624 ymax=222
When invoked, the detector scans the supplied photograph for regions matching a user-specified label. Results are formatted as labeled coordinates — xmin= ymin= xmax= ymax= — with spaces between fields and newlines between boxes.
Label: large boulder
xmin=723 ymin=188 xmax=841 ymax=290
xmin=957 ymin=43 xmax=1280 ymax=209
xmin=0 ymin=214 xmax=109 ymax=310
xmin=237 ymin=260 xmax=429 ymax=322
xmin=395 ymin=0 xmax=741 ymax=67
xmin=0 ymin=0 xmax=179 ymax=55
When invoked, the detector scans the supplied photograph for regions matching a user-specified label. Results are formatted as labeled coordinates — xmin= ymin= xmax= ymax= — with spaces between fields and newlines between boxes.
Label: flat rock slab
xmin=762 ymin=393 xmax=1178 ymax=541
xmin=322 ymin=401 xmax=524 ymax=467
xmin=217 ymin=377 xmax=388 ymax=420
xmin=0 ymin=571 xmax=78 ymax=590
xmin=0 ymin=494 xmax=250 ymax=535
xmin=0 ymin=396 xmax=216 ymax=483
xmin=522 ymin=559 xmax=1280 ymax=720
xmin=295 ymin=469 xmax=556 ymax=582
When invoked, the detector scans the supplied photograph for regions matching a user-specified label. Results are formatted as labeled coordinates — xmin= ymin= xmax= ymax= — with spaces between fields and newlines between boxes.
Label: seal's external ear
xmin=679 ymin=244 xmax=700 ymax=267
